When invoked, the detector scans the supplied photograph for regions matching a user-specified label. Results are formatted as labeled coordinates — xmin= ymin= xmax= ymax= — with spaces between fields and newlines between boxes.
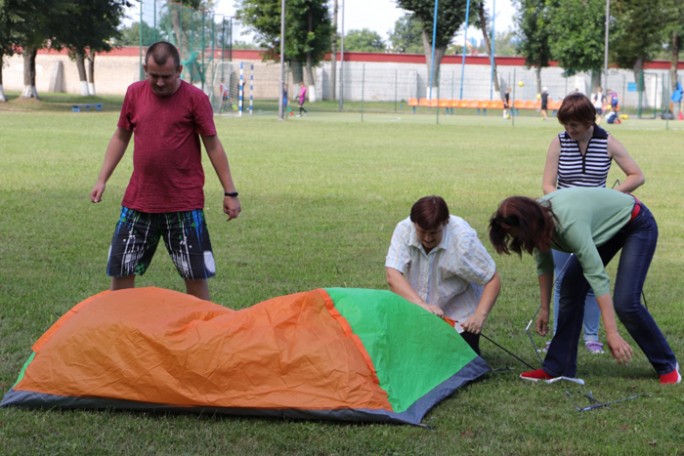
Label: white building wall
xmin=1 ymin=51 xmax=674 ymax=110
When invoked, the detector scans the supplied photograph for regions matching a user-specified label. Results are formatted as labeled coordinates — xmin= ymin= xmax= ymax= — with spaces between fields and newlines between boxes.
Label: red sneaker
xmin=520 ymin=368 xmax=555 ymax=382
xmin=659 ymin=364 xmax=681 ymax=385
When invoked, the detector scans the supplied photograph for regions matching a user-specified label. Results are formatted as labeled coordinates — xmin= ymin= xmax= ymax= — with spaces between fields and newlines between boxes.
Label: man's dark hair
xmin=410 ymin=196 xmax=450 ymax=230
xmin=145 ymin=41 xmax=181 ymax=70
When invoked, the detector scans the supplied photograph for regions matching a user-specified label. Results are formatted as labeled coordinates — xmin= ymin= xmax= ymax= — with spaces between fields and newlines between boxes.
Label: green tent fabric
xmin=1 ymin=287 xmax=490 ymax=425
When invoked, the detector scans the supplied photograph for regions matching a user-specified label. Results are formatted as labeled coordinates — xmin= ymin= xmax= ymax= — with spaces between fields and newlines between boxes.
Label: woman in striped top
xmin=541 ymin=92 xmax=644 ymax=354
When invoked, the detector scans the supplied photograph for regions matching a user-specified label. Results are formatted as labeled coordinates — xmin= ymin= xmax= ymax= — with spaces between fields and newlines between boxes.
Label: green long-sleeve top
xmin=534 ymin=187 xmax=637 ymax=296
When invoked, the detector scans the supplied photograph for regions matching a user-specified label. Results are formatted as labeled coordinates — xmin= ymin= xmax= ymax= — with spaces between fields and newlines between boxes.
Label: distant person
xmin=541 ymin=92 xmax=644 ymax=354
xmin=606 ymin=89 xmax=621 ymax=124
xmin=218 ymin=78 xmax=232 ymax=113
xmin=502 ymin=87 xmax=511 ymax=119
xmin=540 ymin=87 xmax=549 ymax=120
xmin=671 ymin=82 xmax=683 ymax=119
xmin=90 ymin=41 xmax=241 ymax=301
xmin=385 ymin=196 xmax=501 ymax=354
xmin=489 ymin=188 xmax=680 ymax=385
xmin=609 ymin=89 xmax=619 ymax=113
xmin=591 ymin=87 xmax=605 ymax=122
xmin=282 ymin=82 xmax=291 ymax=117
xmin=297 ymin=81 xmax=308 ymax=117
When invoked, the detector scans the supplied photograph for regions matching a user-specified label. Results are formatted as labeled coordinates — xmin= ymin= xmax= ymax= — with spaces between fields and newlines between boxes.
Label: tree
xmin=236 ymin=0 xmax=331 ymax=86
xmin=492 ymin=31 xmax=519 ymax=57
xmin=396 ymin=0 xmax=469 ymax=96
xmin=344 ymin=29 xmax=385 ymax=52
xmin=609 ymin=0 xmax=668 ymax=94
xmin=330 ymin=0 xmax=338 ymax=99
xmin=658 ymin=0 xmax=684 ymax=92
xmin=473 ymin=0 xmax=500 ymax=94
xmin=546 ymin=0 xmax=606 ymax=90
xmin=159 ymin=1 xmax=216 ymax=84
xmin=9 ymin=0 xmax=75 ymax=98
xmin=513 ymin=0 xmax=553 ymax=94
xmin=114 ymin=21 xmax=164 ymax=46
xmin=56 ymin=0 xmax=128 ymax=96
xmin=388 ymin=14 xmax=424 ymax=54
xmin=0 ymin=0 xmax=19 ymax=101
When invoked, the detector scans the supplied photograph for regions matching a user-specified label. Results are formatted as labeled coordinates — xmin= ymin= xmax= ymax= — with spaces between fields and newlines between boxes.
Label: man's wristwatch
xmin=224 ymin=191 xmax=239 ymax=197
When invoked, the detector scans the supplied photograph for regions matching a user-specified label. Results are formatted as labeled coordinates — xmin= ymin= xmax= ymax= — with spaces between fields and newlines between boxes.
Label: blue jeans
xmin=544 ymin=202 xmax=678 ymax=377
xmin=552 ymin=250 xmax=600 ymax=343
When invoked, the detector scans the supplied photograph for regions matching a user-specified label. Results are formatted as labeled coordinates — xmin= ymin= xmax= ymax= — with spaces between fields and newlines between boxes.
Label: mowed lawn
xmin=0 ymin=104 xmax=682 ymax=455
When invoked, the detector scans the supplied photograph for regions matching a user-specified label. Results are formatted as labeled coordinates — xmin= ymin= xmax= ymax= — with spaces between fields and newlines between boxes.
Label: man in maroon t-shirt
xmin=90 ymin=41 xmax=240 ymax=301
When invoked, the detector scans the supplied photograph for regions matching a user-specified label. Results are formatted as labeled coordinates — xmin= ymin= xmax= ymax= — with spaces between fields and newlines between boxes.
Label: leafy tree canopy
xmin=388 ymin=14 xmax=423 ymax=53
xmin=513 ymin=0 xmax=552 ymax=69
xmin=546 ymin=0 xmax=606 ymax=76
xmin=236 ymin=0 xmax=331 ymax=66
xmin=344 ymin=28 xmax=386 ymax=53
xmin=396 ymin=0 xmax=469 ymax=48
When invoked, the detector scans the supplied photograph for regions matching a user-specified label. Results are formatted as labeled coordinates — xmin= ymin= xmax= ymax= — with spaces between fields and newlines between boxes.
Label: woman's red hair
xmin=489 ymin=196 xmax=556 ymax=256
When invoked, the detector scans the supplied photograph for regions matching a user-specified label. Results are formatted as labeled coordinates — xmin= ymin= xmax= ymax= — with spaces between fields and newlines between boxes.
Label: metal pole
xmin=278 ymin=0 xmax=286 ymax=120
xmin=428 ymin=0 xmax=439 ymax=100
xmin=512 ymin=68 xmax=516 ymax=128
xmin=139 ymin=0 xmax=143 ymax=80
xmin=490 ymin=0 xmax=495 ymax=100
xmin=338 ymin=0 xmax=345 ymax=111
xmin=459 ymin=0 xmax=471 ymax=100
xmin=249 ymin=64 xmax=254 ymax=115
xmin=229 ymin=17 xmax=233 ymax=62
xmin=603 ymin=0 xmax=609 ymax=94
xmin=221 ymin=18 xmax=225 ymax=83
xmin=361 ymin=64 xmax=365 ymax=122
xmin=394 ymin=69 xmax=398 ymax=112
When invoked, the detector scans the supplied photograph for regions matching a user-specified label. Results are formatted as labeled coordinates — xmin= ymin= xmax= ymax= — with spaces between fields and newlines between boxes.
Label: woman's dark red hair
xmin=489 ymin=196 xmax=556 ymax=256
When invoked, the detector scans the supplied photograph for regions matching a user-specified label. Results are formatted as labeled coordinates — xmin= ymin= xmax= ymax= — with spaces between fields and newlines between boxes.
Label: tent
xmin=1 ymin=287 xmax=489 ymax=426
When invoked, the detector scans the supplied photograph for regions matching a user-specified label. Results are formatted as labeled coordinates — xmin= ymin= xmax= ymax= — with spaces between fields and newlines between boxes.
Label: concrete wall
xmin=2 ymin=48 xmax=680 ymax=110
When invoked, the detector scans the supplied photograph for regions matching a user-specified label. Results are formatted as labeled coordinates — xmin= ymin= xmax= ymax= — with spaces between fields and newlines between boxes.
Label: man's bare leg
xmin=185 ymin=278 xmax=210 ymax=301
xmin=111 ymin=275 xmax=135 ymax=290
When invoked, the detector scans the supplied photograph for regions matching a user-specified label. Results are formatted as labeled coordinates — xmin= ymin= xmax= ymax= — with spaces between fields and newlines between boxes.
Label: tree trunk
xmin=169 ymin=1 xmax=186 ymax=59
xmin=291 ymin=61 xmax=303 ymax=85
xmin=536 ymin=67 xmax=542 ymax=95
xmin=22 ymin=47 xmax=39 ymax=99
xmin=633 ymin=57 xmax=644 ymax=91
xmin=171 ymin=3 xmax=181 ymax=47
xmin=0 ymin=50 xmax=6 ymax=102
xmin=670 ymin=30 xmax=680 ymax=92
xmin=87 ymin=49 xmax=96 ymax=96
xmin=478 ymin=4 xmax=500 ymax=95
xmin=75 ymin=51 xmax=89 ymax=96
xmin=421 ymin=31 xmax=446 ymax=98
xmin=304 ymin=8 xmax=315 ymax=100
xmin=330 ymin=0 xmax=338 ymax=100
xmin=591 ymin=70 xmax=602 ymax=92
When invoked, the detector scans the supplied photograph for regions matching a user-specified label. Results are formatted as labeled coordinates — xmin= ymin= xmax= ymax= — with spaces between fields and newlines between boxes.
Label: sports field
xmin=1 ymin=96 xmax=682 ymax=455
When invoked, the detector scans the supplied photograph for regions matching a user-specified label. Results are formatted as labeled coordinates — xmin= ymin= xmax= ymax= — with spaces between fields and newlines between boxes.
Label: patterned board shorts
xmin=107 ymin=207 xmax=216 ymax=280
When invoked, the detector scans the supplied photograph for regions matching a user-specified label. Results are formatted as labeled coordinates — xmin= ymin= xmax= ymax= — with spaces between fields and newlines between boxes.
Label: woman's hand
xmin=606 ymin=332 xmax=633 ymax=364
xmin=535 ymin=307 xmax=550 ymax=336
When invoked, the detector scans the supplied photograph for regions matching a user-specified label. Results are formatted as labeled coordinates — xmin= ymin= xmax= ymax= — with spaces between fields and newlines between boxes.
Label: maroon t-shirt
xmin=118 ymin=80 xmax=217 ymax=213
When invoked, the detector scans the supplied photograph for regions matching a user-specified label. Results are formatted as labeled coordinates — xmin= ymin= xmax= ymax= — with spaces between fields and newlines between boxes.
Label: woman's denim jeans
xmin=552 ymin=250 xmax=600 ymax=342
xmin=544 ymin=202 xmax=678 ymax=377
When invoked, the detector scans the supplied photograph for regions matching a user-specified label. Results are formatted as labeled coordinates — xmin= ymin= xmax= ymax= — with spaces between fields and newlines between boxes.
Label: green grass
xmin=0 ymin=100 xmax=683 ymax=455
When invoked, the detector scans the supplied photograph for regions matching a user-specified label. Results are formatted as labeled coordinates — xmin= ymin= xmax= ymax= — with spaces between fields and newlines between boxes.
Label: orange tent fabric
xmin=2 ymin=287 xmax=489 ymax=425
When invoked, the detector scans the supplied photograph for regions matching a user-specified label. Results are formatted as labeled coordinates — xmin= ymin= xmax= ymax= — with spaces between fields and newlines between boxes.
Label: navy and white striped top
xmin=556 ymin=126 xmax=612 ymax=189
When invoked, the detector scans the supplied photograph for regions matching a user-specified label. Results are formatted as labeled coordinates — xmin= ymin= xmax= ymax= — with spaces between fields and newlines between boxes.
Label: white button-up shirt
xmin=385 ymin=215 xmax=496 ymax=322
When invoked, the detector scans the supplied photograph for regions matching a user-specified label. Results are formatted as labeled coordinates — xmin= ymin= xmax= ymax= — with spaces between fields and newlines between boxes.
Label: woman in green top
xmin=488 ymin=187 xmax=679 ymax=384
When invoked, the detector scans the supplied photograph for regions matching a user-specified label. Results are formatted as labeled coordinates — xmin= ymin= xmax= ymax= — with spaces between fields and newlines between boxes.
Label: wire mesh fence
xmin=131 ymin=1 xmax=683 ymax=120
